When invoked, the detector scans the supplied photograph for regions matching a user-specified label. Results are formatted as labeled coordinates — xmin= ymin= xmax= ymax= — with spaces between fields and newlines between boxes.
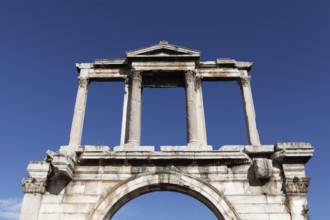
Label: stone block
xmin=269 ymin=214 xmax=291 ymax=220
xmin=239 ymin=214 xmax=269 ymax=220
xmin=39 ymin=203 xmax=91 ymax=213
xmin=27 ymin=161 xmax=50 ymax=180
xmin=83 ymin=145 xmax=111 ymax=152
xmin=218 ymin=145 xmax=244 ymax=151
xmin=63 ymin=195 xmax=99 ymax=203
xmin=114 ymin=145 xmax=155 ymax=151
xmin=253 ymin=158 xmax=273 ymax=180
xmin=244 ymin=145 xmax=274 ymax=154
xmin=275 ymin=142 xmax=312 ymax=151
xmin=160 ymin=145 xmax=213 ymax=151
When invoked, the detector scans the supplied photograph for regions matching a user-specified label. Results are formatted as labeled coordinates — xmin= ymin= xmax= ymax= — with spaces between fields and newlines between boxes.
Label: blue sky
xmin=0 ymin=0 xmax=329 ymax=219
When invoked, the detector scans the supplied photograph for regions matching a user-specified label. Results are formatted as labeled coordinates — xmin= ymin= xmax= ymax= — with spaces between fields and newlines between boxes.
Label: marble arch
xmin=89 ymin=171 xmax=239 ymax=220
xmin=20 ymin=42 xmax=313 ymax=220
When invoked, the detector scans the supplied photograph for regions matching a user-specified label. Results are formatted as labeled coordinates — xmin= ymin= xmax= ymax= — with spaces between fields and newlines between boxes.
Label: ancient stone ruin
xmin=20 ymin=41 xmax=313 ymax=220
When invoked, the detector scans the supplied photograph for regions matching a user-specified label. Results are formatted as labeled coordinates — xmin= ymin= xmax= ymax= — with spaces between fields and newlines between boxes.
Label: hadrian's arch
xmin=20 ymin=41 xmax=313 ymax=220
xmin=89 ymin=171 xmax=239 ymax=220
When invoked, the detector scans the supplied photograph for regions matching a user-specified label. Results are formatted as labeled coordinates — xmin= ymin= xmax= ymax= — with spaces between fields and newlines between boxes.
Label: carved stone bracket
xmin=285 ymin=176 xmax=310 ymax=195
xmin=253 ymin=158 xmax=273 ymax=180
xmin=22 ymin=178 xmax=47 ymax=194
xmin=49 ymin=148 xmax=77 ymax=180
xmin=79 ymin=77 xmax=89 ymax=88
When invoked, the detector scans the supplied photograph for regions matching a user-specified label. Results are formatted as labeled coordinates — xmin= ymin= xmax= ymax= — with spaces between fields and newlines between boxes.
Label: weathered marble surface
xmin=20 ymin=143 xmax=313 ymax=220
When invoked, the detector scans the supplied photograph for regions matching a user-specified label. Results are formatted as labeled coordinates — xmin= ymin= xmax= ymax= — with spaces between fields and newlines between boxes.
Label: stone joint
xmin=22 ymin=177 xmax=47 ymax=194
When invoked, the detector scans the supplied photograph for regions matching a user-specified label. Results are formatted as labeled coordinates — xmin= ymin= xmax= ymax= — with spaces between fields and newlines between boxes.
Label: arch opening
xmin=111 ymin=191 xmax=218 ymax=220
xmin=89 ymin=172 xmax=239 ymax=220
xmin=108 ymin=184 xmax=221 ymax=220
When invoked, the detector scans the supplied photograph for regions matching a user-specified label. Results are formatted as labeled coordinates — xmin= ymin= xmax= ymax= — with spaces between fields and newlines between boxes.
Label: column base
xmin=160 ymin=145 xmax=213 ymax=151
xmin=114 ymin=145 xmax=155 ymax=152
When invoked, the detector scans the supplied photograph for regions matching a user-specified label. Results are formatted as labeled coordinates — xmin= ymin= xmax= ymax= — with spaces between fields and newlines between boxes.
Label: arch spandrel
xmin=88 ymin=171 xmax=240 ymax=220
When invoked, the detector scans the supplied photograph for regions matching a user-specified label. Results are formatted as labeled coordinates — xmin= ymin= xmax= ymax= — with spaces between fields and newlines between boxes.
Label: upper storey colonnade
xmin=69 ymin=41 xmax=260 ymax=151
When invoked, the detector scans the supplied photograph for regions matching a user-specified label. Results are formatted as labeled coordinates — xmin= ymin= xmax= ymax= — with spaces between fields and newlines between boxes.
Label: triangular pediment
xmin=126 ymin=41 xmax=200 ymax=59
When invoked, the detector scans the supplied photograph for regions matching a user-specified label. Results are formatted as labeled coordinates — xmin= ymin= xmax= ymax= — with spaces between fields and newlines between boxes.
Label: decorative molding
xmin=79 ymin=77 xmax=89 ymax=88
xmin=22 ymin=178 xmax=47 ymax=194
xmin=285 ymin=177 xmax=310 ymax=195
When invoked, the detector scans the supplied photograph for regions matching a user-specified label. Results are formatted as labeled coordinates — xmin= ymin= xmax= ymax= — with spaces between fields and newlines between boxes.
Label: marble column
xmin=125 ymin=70 xmax=142 ymax=146
xmin=120 ymin=79 xmax=130 ymax=145
xmin=185 ymin=71 xmax=201 ymax=146
xmin=195 ymin=76 xmax=207 ymax=146
xmin=238 ymin=76 xmax=260 ymax=145
xmin=69 ymin=77 xmax=89 ymax=148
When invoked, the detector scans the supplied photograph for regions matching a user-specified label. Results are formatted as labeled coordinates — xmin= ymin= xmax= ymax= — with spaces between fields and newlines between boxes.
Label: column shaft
xmin=185 ymin=71 xmax=201 ymax=146
xmin=126 ymin=71 xmax=142 ymax=146
xmin=195 ymin=77 xmax=207 ymax=146
xmin=120 ymin=80 xmax=130 ymax=145
xmin=239 ymin=76 xmax=260 ymax=145
xmin=69 ymin=77 xmax=89 ymax=148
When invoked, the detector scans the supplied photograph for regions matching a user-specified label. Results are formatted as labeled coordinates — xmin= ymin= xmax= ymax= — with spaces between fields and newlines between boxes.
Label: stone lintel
xmin=79 ymin=149 xmax=249 ymax=162
xmin=78 ymin=63 xmax=245 ymax=82
xmin=113 ymin=146 xmax=155 ymax=152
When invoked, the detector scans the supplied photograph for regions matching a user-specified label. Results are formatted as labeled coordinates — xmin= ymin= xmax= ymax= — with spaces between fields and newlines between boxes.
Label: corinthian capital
xmin=284 ymin=177 xmax=310 ymax=195
xmin=238 ymin=76 xmax=251 ymax=87
xmin=130 ymin=70 xmax=142 ymax=81
xmin=185 ymin=70 xmax=196 ymax=79
xmin=22 ymin=178 xmax=47 ymax=194
xmin=79 ymin=77 xmax=89 ymax=88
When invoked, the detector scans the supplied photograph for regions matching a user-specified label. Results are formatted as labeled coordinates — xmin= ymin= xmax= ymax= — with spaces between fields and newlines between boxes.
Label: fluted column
xmin=69 ymin=77 xmax=89 ymax=148
xmin=239 ymin=76 xmax=260 ymax=145
xmin=126 ymin=70 xmax=142 ymax=146
xmin=185 ymin=71 xmax=201 ymax=146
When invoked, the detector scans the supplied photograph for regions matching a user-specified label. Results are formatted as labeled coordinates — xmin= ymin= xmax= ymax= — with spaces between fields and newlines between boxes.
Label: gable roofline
xmin=126 ymin=41 xmax=201 ymax=58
